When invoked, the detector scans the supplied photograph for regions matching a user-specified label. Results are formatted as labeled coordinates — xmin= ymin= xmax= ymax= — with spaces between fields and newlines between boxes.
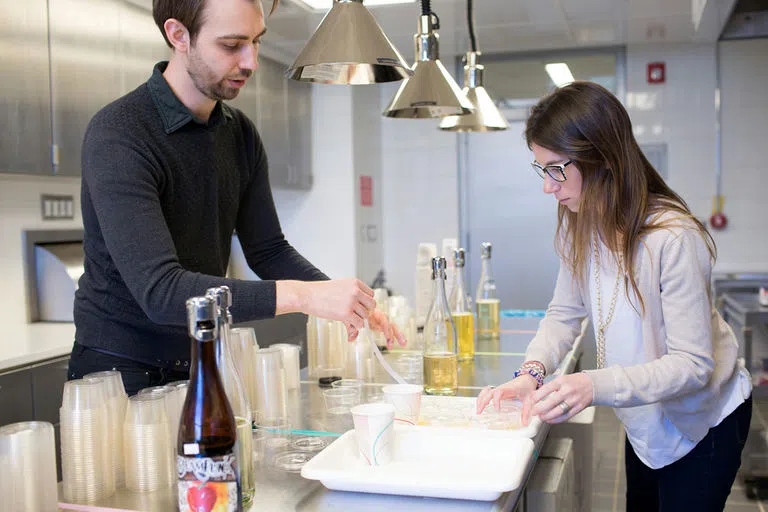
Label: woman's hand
xmin=476 ymin=375 xmax=538 ymax=423
xmin=526 ymin=372 xmax=593 ymax=425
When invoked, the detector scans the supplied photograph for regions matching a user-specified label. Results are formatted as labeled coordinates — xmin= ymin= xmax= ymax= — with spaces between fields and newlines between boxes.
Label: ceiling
xmin=260 ymin=0 xmax=738 ymax=64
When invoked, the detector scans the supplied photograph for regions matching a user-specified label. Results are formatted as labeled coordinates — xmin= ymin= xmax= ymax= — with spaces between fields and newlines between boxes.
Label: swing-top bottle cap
xmin=454 ymin=248 xmax=466 ymax=267
xmin=481 ymin=242 xmax=492 ymax=259
xmin=431 ymin=256 xmax=447 ymax=279
xmin=186 ymin=296 xmax=218 ymax=342
xmin=205 ymin=286 xmax=232 ymax=309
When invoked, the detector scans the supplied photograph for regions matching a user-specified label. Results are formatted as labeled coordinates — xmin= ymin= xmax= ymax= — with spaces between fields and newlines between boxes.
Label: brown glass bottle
xmin=177 ymin=296 xmax=242 ymax=512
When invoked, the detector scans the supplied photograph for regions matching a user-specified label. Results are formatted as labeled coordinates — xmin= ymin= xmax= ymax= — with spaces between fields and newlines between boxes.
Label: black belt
xmin=77 ymin=343 xmax=191 ymax=371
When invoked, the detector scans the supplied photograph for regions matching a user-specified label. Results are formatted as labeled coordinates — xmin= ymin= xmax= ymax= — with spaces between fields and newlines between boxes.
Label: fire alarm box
xmin=647 ymin=62 xmax=665 ymax=84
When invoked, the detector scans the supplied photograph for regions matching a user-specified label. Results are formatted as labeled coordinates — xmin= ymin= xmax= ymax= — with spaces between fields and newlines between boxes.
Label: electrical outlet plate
xmin=41 ymin=194 xmax=75 ymax=220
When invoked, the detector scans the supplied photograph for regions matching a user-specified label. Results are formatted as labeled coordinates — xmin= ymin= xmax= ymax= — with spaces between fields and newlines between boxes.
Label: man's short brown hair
xmin=153 ymin=0 xmax=279 ymax=48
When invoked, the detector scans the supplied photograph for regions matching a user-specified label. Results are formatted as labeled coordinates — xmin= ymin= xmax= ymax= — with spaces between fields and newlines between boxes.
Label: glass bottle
xmin=205 ymin=286 xmax=254 ymax=508
xmin=178 ymin=296 xmax=242 ymax=512
xmin=449 ymin=248 xmax=475 ymax=361
xmin=475 ymin=242 xmax=500 ymax=336
xmin=422 ymin=257 xmax=458 ymax=396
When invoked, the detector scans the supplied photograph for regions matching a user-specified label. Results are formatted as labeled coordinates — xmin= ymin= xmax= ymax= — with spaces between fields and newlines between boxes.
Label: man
xmin=69 ymin=0 xmax=402 ymax=394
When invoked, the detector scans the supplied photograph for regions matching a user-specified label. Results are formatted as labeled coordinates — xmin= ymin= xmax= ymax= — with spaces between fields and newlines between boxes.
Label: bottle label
xmin=177 ymin=454 xmax=239 ymax=512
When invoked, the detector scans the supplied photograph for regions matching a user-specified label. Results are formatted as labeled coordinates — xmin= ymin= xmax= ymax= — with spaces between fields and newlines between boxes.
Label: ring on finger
xmin=559 ymin=401 xmax=570 ymax=414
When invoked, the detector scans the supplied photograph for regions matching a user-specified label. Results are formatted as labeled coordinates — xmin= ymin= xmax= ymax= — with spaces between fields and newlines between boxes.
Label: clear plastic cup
xmin=83 ymin=371 xmax=127 ymax=401
xmin=61 ymin=379 xmax=108 ymax=411
xmin=331 ymin=379 xmax=365 ymax=392
xmin=123 ymin=394 xmax=173 ymax=492
xmin=125 ymin=393 xmax=169 ymax=426
xmin=0 ymin=422 xmax=58 ymax=511
xmin=231 ymin=327 xmax=259 ymax=408
xmin=60 ymin=380 xmax=111 ymax=503
xmin=272 ymin=451 xmax=314 ymax=473
xmin=291 ymin=435 xmax=329 ymax=453
xmin=254 ymin=347 xmax=288 ymax=420
xmin=322 ymin=388 xmax=360 ymax=415
xmin=254 ymin=418 xmax=292 ymax=468
xmin=272 ymin=343 xmax=301 ymax=390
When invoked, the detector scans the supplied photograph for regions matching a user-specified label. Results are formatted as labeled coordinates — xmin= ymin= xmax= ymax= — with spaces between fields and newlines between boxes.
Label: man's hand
xmin=276 ymin=279 xmax=376 ymax=330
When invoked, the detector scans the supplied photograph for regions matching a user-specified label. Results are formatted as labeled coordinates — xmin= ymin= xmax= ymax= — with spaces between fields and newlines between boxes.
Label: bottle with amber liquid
xmin=177 ymin=296 xmax=242 ymax=512
xmin=449 ymin=248 xmax=475 ymax=361
xmin=205 ymin=286 xmax=254 ymax=507
xmin=423 ymin=257 xmax=458 ymax=396
xmin=475 ymin=242 xmax=500 ymax=337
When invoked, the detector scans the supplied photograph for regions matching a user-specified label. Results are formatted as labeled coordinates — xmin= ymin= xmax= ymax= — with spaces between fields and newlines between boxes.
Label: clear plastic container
xmin=322 ymin=388 xmax=360 ymax=415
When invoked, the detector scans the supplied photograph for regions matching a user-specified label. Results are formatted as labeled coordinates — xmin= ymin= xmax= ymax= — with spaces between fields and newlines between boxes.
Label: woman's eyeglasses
xmin=531 ymin=160 xmax=572 ymax=182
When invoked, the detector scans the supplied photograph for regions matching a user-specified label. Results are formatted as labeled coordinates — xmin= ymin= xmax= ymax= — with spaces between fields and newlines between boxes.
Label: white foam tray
xmin=416 ymin=395 xmax=542 ymax=438
xmin=301 ymin=425 xmax=535 ymax=501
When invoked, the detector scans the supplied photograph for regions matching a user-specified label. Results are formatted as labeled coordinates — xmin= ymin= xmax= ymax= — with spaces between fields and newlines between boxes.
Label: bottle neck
xmin=190 ymin=333 xmax=225 ymax=399
xmin=451 ymin=265 xmax=469 ymax=312
xmin=480 ymin=257 xmax=493 ymax=281
xmin=432 ymin=272 xmax=450 ymax=313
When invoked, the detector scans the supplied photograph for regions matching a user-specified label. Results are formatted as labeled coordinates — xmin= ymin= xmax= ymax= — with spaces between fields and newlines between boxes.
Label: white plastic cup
xmin=350 ymin=403 xmax=396 ymax=467
xmin=382 ymin=384 xmax=423 ymax=425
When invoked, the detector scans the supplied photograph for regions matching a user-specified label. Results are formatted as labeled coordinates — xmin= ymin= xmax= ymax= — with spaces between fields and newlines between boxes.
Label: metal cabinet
xmin=0 ymin=357 xmax=70 ymax=481
xmin=228 ymin=56 xmax=313 ymax=190
xmin=29 ymin=356 xmax=70 ymax=481
xmin=0 ymin=0 xmax=53 ymax=175
xmin=48 ymin=0 xmax=122 ymax=176
xmin=0 ymin=370 xmax=35 ymax=426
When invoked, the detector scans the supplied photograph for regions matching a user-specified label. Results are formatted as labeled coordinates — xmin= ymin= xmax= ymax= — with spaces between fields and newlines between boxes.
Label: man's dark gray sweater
xmin=74 ymin=62 xmax=327 ymax=364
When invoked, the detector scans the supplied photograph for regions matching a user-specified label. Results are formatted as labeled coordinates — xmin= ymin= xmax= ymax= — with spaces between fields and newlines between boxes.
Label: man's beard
xmin=187 ymin=48 xmax=251 ymax=101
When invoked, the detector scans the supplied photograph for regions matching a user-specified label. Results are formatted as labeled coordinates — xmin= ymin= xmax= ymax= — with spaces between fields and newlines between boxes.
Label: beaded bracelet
xmin=513 ymin=367 xmax=545 ymax=389
xmin=520 ymin=360 xmax=545 ymax=375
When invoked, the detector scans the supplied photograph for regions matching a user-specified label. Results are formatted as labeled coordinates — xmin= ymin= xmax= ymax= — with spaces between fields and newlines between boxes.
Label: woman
xmin=476 ymin=81 xmax=752 ymax=511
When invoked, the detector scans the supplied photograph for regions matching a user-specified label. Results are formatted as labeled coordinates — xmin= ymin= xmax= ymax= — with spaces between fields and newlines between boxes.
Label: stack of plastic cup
xmin=84 ymin=370 xmax=127 ymax=489
xmin=272 ymin=343 xmax=301 ymax=390
xmin=60 ymin=379 xmax=112 ymax=503
xmin=138 ymin=385 xmax=181 ymax=480
xmin=0 ymin=421 xmax=58 ymax=511
xmin=169 ymin=380 xmax=190 ymax=435
xmin=123 ymin=393 xmax=174 ymax=492
xmin=316 ymin=319 xmax=346 ymax=381
xmin=230 ymin=327 xmax=259 ymax=408
xmin=254 ymin=347 xmax=288 ymax=420
xmin=306 ymin=315 xmax=318 ymax=379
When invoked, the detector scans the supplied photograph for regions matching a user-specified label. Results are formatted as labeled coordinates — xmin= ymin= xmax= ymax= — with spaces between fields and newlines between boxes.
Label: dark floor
xmin=591 ymin=397 xmax=768 ymax=512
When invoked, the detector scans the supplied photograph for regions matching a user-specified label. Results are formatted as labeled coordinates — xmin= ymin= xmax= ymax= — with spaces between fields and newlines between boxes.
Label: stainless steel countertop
xmin=59 ymin=317 xmax=584 ymax=512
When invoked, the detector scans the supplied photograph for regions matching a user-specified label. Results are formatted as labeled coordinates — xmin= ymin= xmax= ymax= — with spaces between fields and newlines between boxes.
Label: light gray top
xmin=526 ymin=213 xmax=750 ymax=442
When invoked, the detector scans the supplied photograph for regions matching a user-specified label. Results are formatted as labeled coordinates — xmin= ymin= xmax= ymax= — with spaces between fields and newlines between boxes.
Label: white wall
xmin=717 ymin=38 xmax=768 ymax=272
xmin=0 ymin=174 xmax=82 ymax=328
xmin=352 ymin=87 xmax=384 ymax=286
xmin=271 ymin=85 xmax=357 ymax=280
xmin=625 ymin=44 xmax=717 ymax=239
xmin=379 ymin=82 xmax=460 ymax=304
xmin=626 ymin=41 xmax=767 ymax=273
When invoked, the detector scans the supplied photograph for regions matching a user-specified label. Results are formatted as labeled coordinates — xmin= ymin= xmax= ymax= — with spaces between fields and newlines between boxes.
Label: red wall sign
xmin=360 ymin=176 xmax=373 ymax=207
xmin=647 ymin=62 xmax=665 ymax=84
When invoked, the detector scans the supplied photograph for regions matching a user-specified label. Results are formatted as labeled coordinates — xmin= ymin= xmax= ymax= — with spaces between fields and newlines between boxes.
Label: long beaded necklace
xmin=594 ymin=239 xmax=623 ymax=369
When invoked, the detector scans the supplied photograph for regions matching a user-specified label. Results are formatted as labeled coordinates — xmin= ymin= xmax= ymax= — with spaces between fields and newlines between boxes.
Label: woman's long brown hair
xmin=525 ymin=81 xmax=715 ymax=312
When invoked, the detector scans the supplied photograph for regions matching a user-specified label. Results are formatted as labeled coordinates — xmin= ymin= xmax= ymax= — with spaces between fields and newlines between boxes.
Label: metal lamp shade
xmin=286 ymin=0 xmax=412 ymax=85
